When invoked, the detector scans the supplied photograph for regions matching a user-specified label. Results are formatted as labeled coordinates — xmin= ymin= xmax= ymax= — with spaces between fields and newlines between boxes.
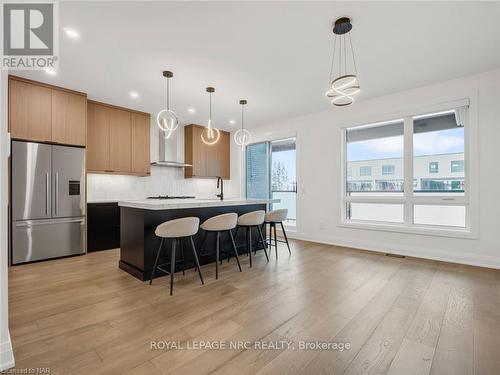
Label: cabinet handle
xmin=105 ymin=169 xmax=115 ymax=173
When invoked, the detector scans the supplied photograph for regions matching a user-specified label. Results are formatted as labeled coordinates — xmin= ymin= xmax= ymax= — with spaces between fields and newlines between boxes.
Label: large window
xmin=343 ymin=104 xmax=470 ymax=234
xmin=246 ymin=137 xmax=297 ymax=226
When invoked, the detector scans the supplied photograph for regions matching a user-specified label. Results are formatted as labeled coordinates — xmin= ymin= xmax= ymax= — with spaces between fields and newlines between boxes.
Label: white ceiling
xmin=14 ymin=1 xmax=500 ymax=130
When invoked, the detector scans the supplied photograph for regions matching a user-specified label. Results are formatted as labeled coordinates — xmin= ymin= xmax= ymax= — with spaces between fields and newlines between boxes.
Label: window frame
xmin=429 ymin=162 xmax=439 ymax=174
xmin=382 ymin=164 xmax=395 ymax=175
xmin=339 ymin=97 xmax=478 ymax=239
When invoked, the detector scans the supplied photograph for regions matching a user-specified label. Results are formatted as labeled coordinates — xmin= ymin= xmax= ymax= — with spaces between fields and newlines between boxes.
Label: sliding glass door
xmin=246 ymin=138 xmax=297 ymax=226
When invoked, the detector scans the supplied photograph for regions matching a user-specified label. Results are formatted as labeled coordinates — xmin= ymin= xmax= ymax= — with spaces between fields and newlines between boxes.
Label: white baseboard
xmin=0 ymin=331 xmax=14 ymax=371
xmin=286 ymin=231 xmax=500 ymax=270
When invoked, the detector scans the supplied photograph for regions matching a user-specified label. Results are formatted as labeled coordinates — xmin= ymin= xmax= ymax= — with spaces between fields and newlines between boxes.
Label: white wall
xmin=240 ymin=69 xmax=500 ymax=269
xmin=87 ymin=122 xmax=241 ymax=202
xmin=0 ymin=71 xmax=14 ymax=370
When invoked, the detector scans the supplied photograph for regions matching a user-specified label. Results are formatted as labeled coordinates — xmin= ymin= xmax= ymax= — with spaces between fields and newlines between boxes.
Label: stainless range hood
xmin=150 ymin=129 xmax=191 ymax=168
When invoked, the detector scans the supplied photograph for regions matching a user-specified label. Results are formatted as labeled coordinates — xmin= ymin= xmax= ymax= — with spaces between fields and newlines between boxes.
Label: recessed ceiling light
xmin=229 ymin=119 xmax=236 ymax=125
xmin=44 ymin=68 xmax=57 ymax=76
xmin=187 ymin=107 xmax=196 ymax=114
xmin=63 ymin=27 xmax=80 ymax=39
xmin=129 ymin=91 xmax=139 ymax=99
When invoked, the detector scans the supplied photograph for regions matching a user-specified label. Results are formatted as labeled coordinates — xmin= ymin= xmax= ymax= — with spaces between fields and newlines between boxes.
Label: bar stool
xmin=236 ymin=210 xmax=269 ymax=267
xmin=199 ymin=213 xmax=241 ymax=279
xmin=264 ymin=209 xmax=291 ymax=259
xmin=150 ymin=217 xmax=204 ymax=295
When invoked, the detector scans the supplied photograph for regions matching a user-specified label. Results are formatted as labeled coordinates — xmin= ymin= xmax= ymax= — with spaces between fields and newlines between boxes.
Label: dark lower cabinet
xmin=87 ymin=202 xmax=120 ymax=252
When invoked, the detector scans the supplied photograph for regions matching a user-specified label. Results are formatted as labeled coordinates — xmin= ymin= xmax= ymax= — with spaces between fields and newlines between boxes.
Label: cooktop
xmin=146 ymin=195 xmax=196 ymax=200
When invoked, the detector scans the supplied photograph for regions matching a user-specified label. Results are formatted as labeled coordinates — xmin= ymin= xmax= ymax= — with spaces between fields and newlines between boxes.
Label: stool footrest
xmin=156 ymin=266 xmax=171 ymax=275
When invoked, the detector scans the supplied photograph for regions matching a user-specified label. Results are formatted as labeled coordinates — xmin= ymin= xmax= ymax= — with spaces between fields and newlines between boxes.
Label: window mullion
xmin=403 ymin=116 xmax=413 ymax=225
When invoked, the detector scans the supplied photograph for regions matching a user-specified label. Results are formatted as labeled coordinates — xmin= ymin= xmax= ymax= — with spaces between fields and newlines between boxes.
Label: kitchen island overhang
xmin=118 ymin=199 xmax=279 ymax=281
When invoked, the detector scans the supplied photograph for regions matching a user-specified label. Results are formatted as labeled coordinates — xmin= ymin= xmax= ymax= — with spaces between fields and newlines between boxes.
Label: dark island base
xmin=119 ymin=204 xmax=267 ymax=281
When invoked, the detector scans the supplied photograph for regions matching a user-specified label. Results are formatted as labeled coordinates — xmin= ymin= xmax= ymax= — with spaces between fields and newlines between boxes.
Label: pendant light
xmin=156 ymin=70 xmax=179 ymax=139
xmin=325 ymin=17 xmax=360 ymax=106
xmin=234 ymin=99 xmax=251 ymax=149
xmin=201 ymin=87 xmax=220 ymax=145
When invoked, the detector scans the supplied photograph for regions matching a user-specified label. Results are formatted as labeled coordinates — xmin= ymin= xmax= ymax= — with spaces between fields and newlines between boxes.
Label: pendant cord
xmin=166 ymin=78 xmax=170 ymax=110
xmin=348 ymin=31 xmax=358 ymax=76
xmin=209 ymin=92 xmax=212 ymax=128
xmin=241 ymin=104 xmax=244 ymax=130
xmin=328 ymin=33 xmax=337 ymax=84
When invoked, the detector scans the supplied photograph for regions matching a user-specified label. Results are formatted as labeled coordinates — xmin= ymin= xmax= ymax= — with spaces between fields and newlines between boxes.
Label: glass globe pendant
xmin=234 ymin=99 xmax=251 ymax=149
xmin=156 ymin=71 xmax=179 ymax=139
xmin=201 ymin=87 xmax=221 ymax=145
xmin=325 ymin=17 xmax=361 ymax=106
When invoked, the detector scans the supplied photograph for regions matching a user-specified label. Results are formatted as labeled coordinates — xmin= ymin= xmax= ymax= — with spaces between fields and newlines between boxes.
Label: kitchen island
xmin=118 ymin=199 xmax=278 ymax=280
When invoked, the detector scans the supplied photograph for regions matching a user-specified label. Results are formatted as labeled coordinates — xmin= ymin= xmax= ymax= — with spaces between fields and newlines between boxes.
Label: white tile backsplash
xmin=87 ymin=166 xmax=238 ymax=202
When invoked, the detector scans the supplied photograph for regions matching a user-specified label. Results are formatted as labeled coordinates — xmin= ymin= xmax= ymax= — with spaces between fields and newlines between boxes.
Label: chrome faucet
xmin=216 ymin=176 xmax=224 ymax=200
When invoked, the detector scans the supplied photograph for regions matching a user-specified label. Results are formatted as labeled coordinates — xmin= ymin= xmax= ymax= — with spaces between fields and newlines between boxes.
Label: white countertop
xmin=118 ymin=198 xmax=279 ymax=210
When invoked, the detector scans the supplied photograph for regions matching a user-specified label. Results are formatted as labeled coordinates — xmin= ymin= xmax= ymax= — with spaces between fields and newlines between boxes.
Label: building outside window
xmin=451 ymin=160 xmax=464 ymax=172
xmin=344 ymin=104 xmax=470 ymax=232
xmin=359 ymin=166 xmax=372 ymax=176
xmin=382 ymin=165 xmax=395 ymax=175
xmin=429 ymin=162 xmax=439 ymax=173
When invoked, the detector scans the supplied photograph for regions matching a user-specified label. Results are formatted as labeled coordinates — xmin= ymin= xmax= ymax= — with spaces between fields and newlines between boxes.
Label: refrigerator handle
xmin=45 ymin=172 xmax=50 ymax=215
xmin=55 ymin=172 xmax=59 ymax=215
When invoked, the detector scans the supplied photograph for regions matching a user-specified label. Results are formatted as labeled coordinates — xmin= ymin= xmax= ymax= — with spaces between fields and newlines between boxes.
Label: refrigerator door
xmin=12 ymin=217 xmax=86 ymax=264
xmin=12 ymin=141 xmax=52 ymax=221
xmin=52 ymin=145 xmax=85 ymax=218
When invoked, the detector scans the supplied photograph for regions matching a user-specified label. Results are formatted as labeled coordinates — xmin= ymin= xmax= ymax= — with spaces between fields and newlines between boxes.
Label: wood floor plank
xmin=6 ymin=242 xmax=500 ymax=375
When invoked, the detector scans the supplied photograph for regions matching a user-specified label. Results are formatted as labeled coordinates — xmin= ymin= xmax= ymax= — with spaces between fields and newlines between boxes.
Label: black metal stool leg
xmin=273 ymin=223 xmax=278 ymax=257
xmin=180 ymin=239 xmax=185 ymax=275
xmin=248 ymin=227 xmax=253 ymax=268
xmin=218 ymin=231 xmax=223 ymax=265
xmin=190 ymin=236 xmax=204 ymax=285
xmin=257 ymin=225 xmax=269 ymax=262
xmin=269 ymin=223 xmax=273 ymax=256
xmin=245 ymin=226 xmax=249 ymax=256
xmin=254 ymin=226 xmax=258 ymax=255
xmin=280 ymin=222 xmax=291 ymax=255
xmin=229 ymin=230 xmax=242 ymax=272
xmin=150 ymin=238 xmax=164 ymax=285
xmin=215 ymin=231 xmax=220 ymax=279
xmin=170 ymin=239 xmax=177 ymax=296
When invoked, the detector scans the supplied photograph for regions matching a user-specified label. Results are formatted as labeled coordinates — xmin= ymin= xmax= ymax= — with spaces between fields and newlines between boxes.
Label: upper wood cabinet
xmin=51 ymin=89 xmax=87 ymax=146
xmin=131 ymin=113 xmax=151 ymax=175
xmin=9 ymin=78 xmax=52 ymax=142
xmin=86 ymin=102 xmax=110 ymax=172
xmin=109 ymin=108 xmax=132 ymax=173
xmin=86 ymin=100 xmax=150 ymax=176
xmin=9 ymin=76 xmax=87 ymax=146
xmin=184 ymin=124 xmax=230 ymax=179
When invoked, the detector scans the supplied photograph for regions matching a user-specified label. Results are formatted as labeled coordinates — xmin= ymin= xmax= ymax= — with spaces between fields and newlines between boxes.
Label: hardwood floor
xmin=8 ymin=240 xmax=500 ymax=374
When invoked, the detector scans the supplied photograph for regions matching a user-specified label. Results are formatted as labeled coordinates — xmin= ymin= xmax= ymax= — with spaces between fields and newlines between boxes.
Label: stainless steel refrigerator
xmin=11 ymin=141 xmax=86 ymax=264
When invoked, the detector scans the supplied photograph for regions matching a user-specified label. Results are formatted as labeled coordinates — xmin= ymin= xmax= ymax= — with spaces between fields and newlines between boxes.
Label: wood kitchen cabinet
xmin=51 ymin=89 xmax=87 ymax=146
xmin=131 ymin=113 xmax=151 ymax=175
xmin=9 ymin=76 xmax=87 ymax=146
xmin=184 ymin=124 xmax=230 ymax=179
xmin=86 ymin=100 xmax=150 ymax=176
xmin=9 ymin=78 xmax=52 ymax=142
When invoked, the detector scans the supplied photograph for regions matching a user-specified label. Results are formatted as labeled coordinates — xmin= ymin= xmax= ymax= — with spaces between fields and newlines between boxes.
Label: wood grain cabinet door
xmin=9 ymin=79 xmax=52 ymax=142
xmin=86 ymin=102 xmax=110 ymax=172
xmin=109 ymin=108 xmax=132 ymax=173
xmin=192 ymin=125 xmax=208 ymax=177
xmin=131 ymin=113 xmax=151 ymax=175
xmin=217 ymin=131 xmax=230 ymax=179
xmin=51 ymin=89 xmax=87 ymax=146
